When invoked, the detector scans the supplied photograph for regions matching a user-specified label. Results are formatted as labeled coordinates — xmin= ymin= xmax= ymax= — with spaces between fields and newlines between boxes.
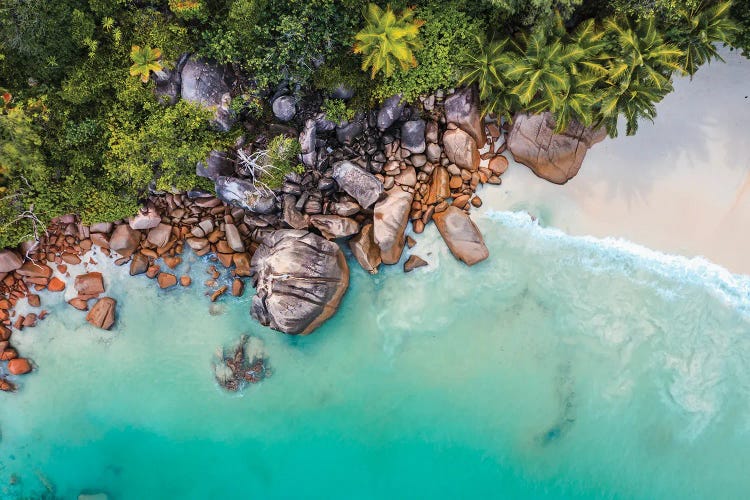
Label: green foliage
xmin=666 ymin=1 xmax=737 ymax=76
xmin=105 ymin=100 xmax=224 ymax=193
xmin=354 ymin=3 xmax=424 ymax=78
xmin=322 ymin=98 xmax=356 ymax=124
xmin=373 ymin=4 xmax=485 ymax=103
xmin=201 ymin=0 xmax=361 ymax=89
xmin=129 ymin=45 xmax=163 ymax=83
xmin=261 ymin=135 xmax=303 ymax=190
xmin=730 ymin=0 xmax=750 ymax=55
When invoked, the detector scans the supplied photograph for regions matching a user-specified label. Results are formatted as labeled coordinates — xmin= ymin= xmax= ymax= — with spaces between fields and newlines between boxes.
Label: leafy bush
xmin=322 ymin=98 xmax=355 ymax=124
xmin=372 ymin=4 xmax=485 ymax=103
xmin=354 ymin=3 xmax=424 ymax=78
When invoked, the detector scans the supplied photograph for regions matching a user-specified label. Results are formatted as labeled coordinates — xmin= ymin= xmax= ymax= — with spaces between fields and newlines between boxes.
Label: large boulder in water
xmin=508 ymin=111 xmax=607 ymax=184
xmin=332 ymin=161 xmax=383 ymax=209
xmin=432 ymin=206 xmax=489 ymax=266
xmin=86 ymin=297 xmax=116 ymax=330
xmin=180 ymin=57 xmax=234 ymax=131
xmin=250 ymin=230 xmax=349 ymax=335
xmin=373 ymin=188 xmax=413 ymax=265
xmin=214 ymin=176 xmax=276 ymax=214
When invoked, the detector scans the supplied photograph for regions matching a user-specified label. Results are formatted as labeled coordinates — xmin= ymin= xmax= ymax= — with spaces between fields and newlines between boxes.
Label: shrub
xmin=322 ymin=98 xmax=355 ymax=125
xmin=372 ymin=4 xmax=485 ymax=103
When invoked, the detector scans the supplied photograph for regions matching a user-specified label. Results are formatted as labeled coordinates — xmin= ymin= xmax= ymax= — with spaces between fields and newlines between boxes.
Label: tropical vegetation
xmin=0 ymin=0 xmax=744 ymax=246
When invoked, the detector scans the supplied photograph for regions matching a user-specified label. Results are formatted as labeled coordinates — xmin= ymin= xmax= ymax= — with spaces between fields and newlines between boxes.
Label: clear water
xmin=1 ymin=209 xmax=749 ymax=499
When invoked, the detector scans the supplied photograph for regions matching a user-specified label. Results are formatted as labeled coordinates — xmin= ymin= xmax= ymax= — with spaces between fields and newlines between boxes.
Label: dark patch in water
xmin=537 ymin=362 xmax=577 ymax=446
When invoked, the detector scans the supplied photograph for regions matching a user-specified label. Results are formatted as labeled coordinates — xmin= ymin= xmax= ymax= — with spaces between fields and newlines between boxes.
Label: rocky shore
xmin=0 ymin=59 xmax=605 ymax=392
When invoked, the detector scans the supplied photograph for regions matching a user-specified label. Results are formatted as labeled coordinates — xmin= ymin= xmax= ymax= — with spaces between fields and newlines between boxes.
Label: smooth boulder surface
xmin=442 ymin=128 xmax=480 ymax=171
xmin=401 ymin=120 xmax=426 ymax=154
xmin=507 ymin=111 xmax=607 ymax=184
xmin=86 ymin=297 xmax=117 ymax=330
xmin=109 ymin=224 xmax=140 ymax=258
xmin=215 ymin=176 xmax=276 ymax=214
xmin=373 ymin=188 xmax=413 ymax=265
xmin=377 ymin=94 xmax=404 ymax=130
xmin=74 ymin=272 xmax=105 ymax=296
xmin=147 ymin=223 xmax=173 ymax=248
xmin=180 ymin=57 xmax=234 ymax=131
xmin=272 ymin=95 xmax=296 ymax=122
xmin=7 ymin=358 xmax=32 ymax=375
xmin=250 ymin=230 xmax=349 ymax=335
xmin=129 ymin=203 xmax=161 ymax=230
xmin=299 ymin=119 xmax=317 ymax=168
xmin=310 ymin=215 xmax=360 ymax=240
xmin=332 ymin=161 xmax=384 ymax=209
xmin=348 ymin=223 xmax=381 ymax=274
xmin=432 ymin=206 xmax=489 ymax=266
xmin=0 ymin=250 xmax=23 ymax=272
xmin=444 ymin=86 xmax=486 ymax=148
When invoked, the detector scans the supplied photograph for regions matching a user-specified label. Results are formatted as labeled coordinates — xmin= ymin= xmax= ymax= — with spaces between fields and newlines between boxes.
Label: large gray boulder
xmin=508 ymin=112 xmax=607 ymax=184
xmin=180 ymin=57 xmax=234 ymax=131
xmin=0 ymin=250 xmax=23 ymax=273
xmin=401 ymin=120 xmax=426 ymax=154
xmin=444 ymin=86 xmax=486 ymax=148
xmin=377 ymin=94 xmax=404 ymax=130
xmin=336 ymin=119 xmax=364 ymax=145
xmin=272 ymin=95 xmax=296 ymax=122
xmin=214 ymin=176 xmax=276 ymax=214
xmin=432 ymin=206 xmax=488 ymax=266
xmin=153 ymin=53 xmax=190 ymax=105
xmin=250 ymin=230 xmax=349 ymax=335
xmin=332 ymin=161 xmax=384 ymax=209
xmin=196 ymin=150 xmax=233 ymax=181
xmin=373 ymin=188 xmax=413 ymax=265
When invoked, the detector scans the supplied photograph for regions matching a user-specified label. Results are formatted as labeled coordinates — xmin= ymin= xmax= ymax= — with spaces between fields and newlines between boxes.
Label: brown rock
xmin=233 ymin=253 xmax=251 ymax=276
xmin=1 ymin=348 xmax=18 ymax=360
xmin=471 ymin=196 xmax=483 ymax=208
xmin=432 ymin=206 xmax=489 ymax=266
xmin=373 ymin=188 xmax=413 ymax=265
xmin=488 ymin=155 xmax=509 ymax=176
xmin=157 ymin=273 xmax=177 ymax=288
xmin=449 ymin=176 xmax=463 ymax=189
xmin=310 ymin=215 xmax=360 ymax=240
xmin=74 ymin=272 xmax=105 ymax=296
xmin=22 ymin=313 xmax=37 ymax=327
xmin=404 ymin=254 xmax=428 ymax=272
xmin=7 ymin=358 xmax=32 ymax=375
xmin=47 ymin=277 xmax=66 ymax=292
xmin=180 ymin=275 xmax=192 ymax=287
xmin=231 ymin=278 xmax=244 ymax=297
xmin=68 ymin=298 xmax=89 ymax=311
xmin=349 ymin=223 xmax=382 ymax=274
xmin=426 ymin=166 xmax=451 ymax=205
xmin=0 ymin=250 xmax=23 ymax=273
xmin=442 ymin=128 xmax=480 ymax=172
xmin=210 ymin=285 xmax=228 ymax=302
xmin=406 ymin=235 xmax=417 ymax=248
xmin=109 ymin=224 xmax=140 ymax=257
xmin=162 ymin=256 xmax=182 ymax=269
xmin=61 ymin=253 xmax=82 ymax=265
xmin=130 ymin=252 xmax=149 ymax=276
xmin=86 ymin=297 xmax=116 ymax=330
xmin=507 ymin=111 xmax=606 ymax=184
xmin=146 ymin=265 xmax=160 ymax=279
xmin=17 ymin=262 xmax=53 ymax=279
xmin=147 ymin=223 xmax=173 ymax=248
xmin=27 ymin=294 xmax=41 ymax=307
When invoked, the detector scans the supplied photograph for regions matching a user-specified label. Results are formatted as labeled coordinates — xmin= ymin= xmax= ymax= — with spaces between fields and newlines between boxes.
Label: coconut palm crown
xmin=354 ymin=3 xmax=424 ymax=79
xmin=129 ymin=45 xmax=163 ymax=83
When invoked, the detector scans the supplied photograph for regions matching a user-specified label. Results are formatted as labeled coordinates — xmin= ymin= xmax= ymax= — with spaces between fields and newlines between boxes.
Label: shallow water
xmin=1 ymin=209 xmax=749 ymax=499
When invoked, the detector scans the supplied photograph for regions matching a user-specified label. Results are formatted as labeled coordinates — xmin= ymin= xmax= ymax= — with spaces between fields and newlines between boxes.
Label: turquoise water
xmin=1 ymin=210 xmax=749 ymax=499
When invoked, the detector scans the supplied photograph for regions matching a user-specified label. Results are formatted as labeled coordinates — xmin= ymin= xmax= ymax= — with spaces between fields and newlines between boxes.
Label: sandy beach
xmin=482 ymin=47 xmax=750 ymax=275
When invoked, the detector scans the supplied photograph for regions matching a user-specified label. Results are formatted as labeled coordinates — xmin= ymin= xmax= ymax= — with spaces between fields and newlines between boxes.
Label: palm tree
xmin=458 ymin=36 xmax=516 ymax=116
xmin=672 ymin=0 xmax=737 ymax=76
xmin=596 ymin=17 xmax=683 ymax=136
xmin=504 ymin=30 xmax=574 ymax=108
xmin=531 ymin=72 xmax=602 ymax=132
xmin=129 ymin=45 xmax=163 ymax=83
xmin=353 ymin=3 xmax=424 ymax=79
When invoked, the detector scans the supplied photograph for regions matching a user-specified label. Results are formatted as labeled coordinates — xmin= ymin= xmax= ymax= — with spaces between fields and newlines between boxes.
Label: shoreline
xmin=479 ymin=47 xmax=750 ymax=276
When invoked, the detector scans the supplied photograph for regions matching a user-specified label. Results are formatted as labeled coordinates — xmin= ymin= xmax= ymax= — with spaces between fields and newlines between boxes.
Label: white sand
xmin=481 ymin=47 xmax=750 ymax=275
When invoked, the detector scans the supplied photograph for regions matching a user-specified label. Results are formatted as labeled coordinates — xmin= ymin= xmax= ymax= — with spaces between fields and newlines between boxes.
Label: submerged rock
xmin=250 ymin=230 xmax=349 ymax=335
xmin=507 ymin=111 xmax=607 ymax=184
xmin=432 ymin=206 xmax=489 ymax=266
xmin=213 ymin=334 xmax=270 ymax=392
xmin=86 ymin=297 xmax=116 ymax=330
